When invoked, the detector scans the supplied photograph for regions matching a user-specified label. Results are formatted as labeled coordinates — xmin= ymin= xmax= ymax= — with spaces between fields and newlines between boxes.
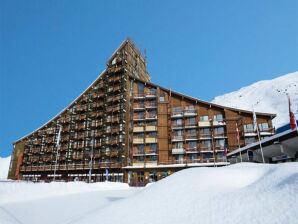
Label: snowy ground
xmin=0 ymin=156 xmax=11 ymax=180
xmin=0 ymin=163 xmax=297 ymax=224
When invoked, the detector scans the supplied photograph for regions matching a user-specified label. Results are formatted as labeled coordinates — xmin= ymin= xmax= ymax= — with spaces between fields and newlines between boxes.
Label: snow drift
xmin=74 ymin=162 xmax=298 ymax=224
xmin=212 ymin=71 xmax=298 ymax=128
xmin=0 ymin=156 xmax=11 ymax=180
xmin=0 ymin=163 xmax=297 ymax=224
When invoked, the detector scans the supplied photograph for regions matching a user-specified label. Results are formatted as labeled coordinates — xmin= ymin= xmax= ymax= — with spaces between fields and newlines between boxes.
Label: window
xmin=200 ymin=128 xmax=211 ymax=135
xmin=214 ymin=127 xmax=224 ymax=134
xmin=244 ymin=124 xmax=254 ymax=132
xmin=137 ymin=145 xmax=144 ymax=153
xmin=186 ymin=129 xmax=196 ymax=136
xmin=172 ymin=119 xmax=183 ymax=126
xmin=185 ymin=105 xmax=195 ymax=110
xmin=173 ymin=107 xmax=183 ymax=112
xmin=159 ymin=96 xmax=165 ymax=102
xmin=186 ymin=117 xmax=196 ymax=126
xmin=138 ymin=83 xmax=145 ymax=93
xmin=200 ymin=115 xmax=209 ymax=121
xmin=187 ymin=141 xmax=197 ymax=149
xmin=148 ymin=155 xmax=157 ymax=161
xmin=147 ymin=121 xmax=157 ymax=126
xmin=134 ymin=112 xmax=145 ymax=119
xmin=134 ymin=133 xmax=144 ymax=138
xmin=258 ymin=123 xmax=269 ymax=131
xmin=135 ymin=121 xmax=144 ymax=127
xmin=189 ymin=154 xmax=197 ymax=161
xmin=146 ymin=132 xmax=157 ymax=137
xmin=203 ymin=152 xmax=213 ymax=159
xmin=148 ymin=144 xmax=157 ymax=153
xmin=173 ymin=130 xmax=183 ymax=136
xmin=201 ymin=140 xmax=211 ymax=149
xmin=215 ymin=139 xmax=225 ymax=149
xmin=213 ymin=114 xmax=224 ymax=121
xmin=174 ymin=142 xmax=183 ymax=148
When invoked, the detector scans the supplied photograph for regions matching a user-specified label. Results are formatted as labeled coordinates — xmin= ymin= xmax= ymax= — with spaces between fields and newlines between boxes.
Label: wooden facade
xmin=8 ymin=39 xmax=275 ymax=185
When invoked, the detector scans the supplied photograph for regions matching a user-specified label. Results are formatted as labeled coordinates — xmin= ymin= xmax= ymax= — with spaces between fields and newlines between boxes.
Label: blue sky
xmin=1 ymin=0 xmax=298 ymax=157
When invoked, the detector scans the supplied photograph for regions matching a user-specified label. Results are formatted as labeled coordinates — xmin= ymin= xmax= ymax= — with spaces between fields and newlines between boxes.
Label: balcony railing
xmin=145 ymin=126 xmax=157 ymax=131
xmin=183 ymin=109 xmax=197 ymax=117
xmin=134 ymin=93 xmax=145 ymax=99
xmin=172 ymin=148 xmax=185 ymax=154
xmin=172 ymin=135 xmax=184 ymax=141
xmin=213 ymin=132 xmax=226 ymax=138
xmin=133 ymin=115 xmax=145 ymax=120
xmin=185 ymin=134 xmax=198 ymax=139
xmin=133 ymin=103 xmax=145 ymax=110
xmin=133 ymin=126 xmax=145 ymax=132
xmin=198 ymin=121 xmax=211 ymax=127
xmin=145 ymin=102 xmax=157 ymax=108
xmin=145 ymin=90 xmax=156 ymax=98
xmin=145 ymin=137 xmax=157 ymax=143
xmin=184 ymin=122 xmax=197 ymax=127
xmin=133 ymin=138 xmax=144 ymax=144
xmin=199 ymin=133 xmax=212 ymax=139
xmin=145 ymin=114 xmax=157 ymax=120
xmin=171 ymin=111 xmax=183 ymax=118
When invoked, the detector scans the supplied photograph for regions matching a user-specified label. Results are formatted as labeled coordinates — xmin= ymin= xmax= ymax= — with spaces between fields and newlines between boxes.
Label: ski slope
xmin=0 ymin=163 xmax=297 ymax=224
xmin=212 ymin=71 xmax=298 ymax=128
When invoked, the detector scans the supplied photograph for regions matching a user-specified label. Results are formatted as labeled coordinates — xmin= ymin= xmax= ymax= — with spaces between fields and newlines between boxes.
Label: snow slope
xmin=1 ymin=163 xmax=297 ymax=224
xmin=212 ymin=71 xmax=298 ymax=128
xmin=74 ymin=163 xmax=298 ymax=224
xmin=0 ymin=182 xmax=139 ymax=224
xmin=0 ymin=156 xmax=11 ymax=180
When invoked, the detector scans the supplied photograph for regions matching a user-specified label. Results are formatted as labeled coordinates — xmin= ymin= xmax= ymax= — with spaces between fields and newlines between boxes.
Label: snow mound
xmin=75 ymin=163 xmax=298 ymax=224
xmin=0 ymin=181 xmax=130 ymax=204
xmin=212 ymin=71 xmax=298 ymax=128
xmin=0 ymin=156 xmax=11 ymax=180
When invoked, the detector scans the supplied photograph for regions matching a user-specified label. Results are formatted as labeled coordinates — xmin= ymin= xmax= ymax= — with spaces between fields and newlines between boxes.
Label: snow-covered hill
xmin=1 ymin=163 xmax=297 ymax=224
xmin=212 ymin=71 xmax=298 ymax=128
xmin=0 ymin=156 xmax=11 ymax=180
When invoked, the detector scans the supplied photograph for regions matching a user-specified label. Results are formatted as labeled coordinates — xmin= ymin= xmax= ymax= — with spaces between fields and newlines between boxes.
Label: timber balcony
xmin=145 ymin=102 xmax=157 ymax=109
xmin=145 ymin=137 xmax=157 ymax=144
xmin=133 ymin=102 xmax=145 ymax=110
xmin=145 ymin=113 xmax=157 ymax=120
xmin=185 ymin=133 xmax=198 ymax=140
xmin=172 ymin=147 xmax=185 ymax=154
xmin=171 ymin=135 xmax=184 ymax=142
xmin=107 ymin=74 xmax=122 ymax=83
xmin=213 ymin=132 xmax=227 ymax=138
xmin=76 ymin=105 xmax=88 ymax=113
xmin=145 ymin=90 xmax=157 ymax=98
xmin=133 ymin=126 xmax=144 ymax=133
xmin=60 ymin=117 xmax=71 ymax=124
xmin=46 ymin=128 xmax=56 ymax=135
xmin=199 ymin=133 xmax=212 ymax=139
xmin=171 ymin=106 xmax=197 ymax=118
xmin=133 ymin=138 xmax=144 ymax=144
xmin=91 ymin=102 xmax=104 ymax=109
xmin=91 ymin=92 xmax=105 ymax=99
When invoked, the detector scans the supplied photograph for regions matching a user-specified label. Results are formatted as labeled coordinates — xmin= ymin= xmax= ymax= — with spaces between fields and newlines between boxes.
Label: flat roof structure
xmin=227 ymin=122 xmax=298 ymax=163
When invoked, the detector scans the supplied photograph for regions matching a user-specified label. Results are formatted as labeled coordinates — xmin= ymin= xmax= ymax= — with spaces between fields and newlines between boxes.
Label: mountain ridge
xmin=212 ymin=71 xmax=298 ymax=128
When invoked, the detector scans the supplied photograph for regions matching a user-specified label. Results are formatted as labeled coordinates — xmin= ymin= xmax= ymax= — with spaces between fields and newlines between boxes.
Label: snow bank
xmin=0 ymin=181 xmax=130 ymax=204
xmin=212 ymin=71 xmax=298 ymax=128
xmin=0 ymin=163 xmax=297 ymax=224
xmin=75 ymin=162 xmax=298 ymax=224
xmin=0 ymin=156 xmax=11 ymax=180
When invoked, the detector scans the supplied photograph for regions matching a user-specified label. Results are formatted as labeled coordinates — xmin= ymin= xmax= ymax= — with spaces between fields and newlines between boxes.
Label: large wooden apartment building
xmin=8 ymin=39 xmax=276 ymax=185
